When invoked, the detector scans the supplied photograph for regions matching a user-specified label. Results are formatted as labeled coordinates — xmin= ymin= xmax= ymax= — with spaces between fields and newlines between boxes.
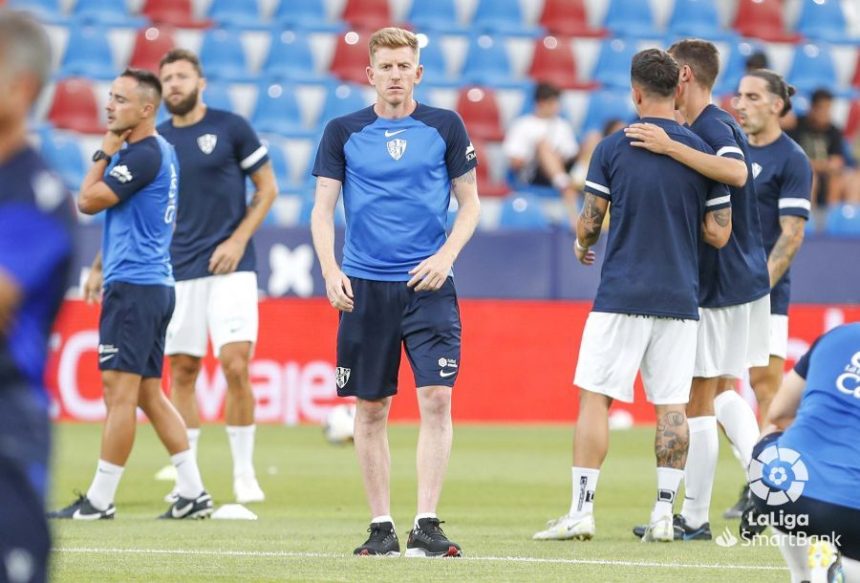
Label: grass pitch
xmin=49 ymin=423 xmax=786 ymax=582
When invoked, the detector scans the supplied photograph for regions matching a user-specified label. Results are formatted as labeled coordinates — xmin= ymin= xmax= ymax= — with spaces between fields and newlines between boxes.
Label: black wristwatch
xmin=92 ymin=149 xmax=111 ymax=163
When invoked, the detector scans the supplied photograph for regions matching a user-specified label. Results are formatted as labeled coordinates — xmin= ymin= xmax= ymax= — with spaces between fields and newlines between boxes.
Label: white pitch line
xmin=54 ymin=547 xmax=784 ymax=571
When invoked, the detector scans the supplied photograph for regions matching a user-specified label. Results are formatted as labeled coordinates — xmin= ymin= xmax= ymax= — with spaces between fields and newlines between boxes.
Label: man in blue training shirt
xmin=49 ymin=68 xmax=212 ymax=520
xmin=742 ymin=323 xmax=860 ymax=583
xmin=157 ymin=48 xmax=277 ymax=505
xmin=0 ymin=11 xmax=74 ymax=583
xmin=534 ymin=48 xmax=732 ymax=544
xmin=311 ymin=27 xmax=480 ymax=557
xmin=624 ymin=39 xmax=771 ymax=540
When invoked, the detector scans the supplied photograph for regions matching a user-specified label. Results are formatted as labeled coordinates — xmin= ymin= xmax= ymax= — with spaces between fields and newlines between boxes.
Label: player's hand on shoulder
xmin=208 ymin=237 xmax=247 ymax=275
xmin=407 ymin=252 xmax=453 ymax=292
xmin=83 ymin=266 xmax=103 ymax=304
xmin=323 ymin=269 xmax=354 ymax=312
xmin=624 ymin=123 xmax=671 ymax=154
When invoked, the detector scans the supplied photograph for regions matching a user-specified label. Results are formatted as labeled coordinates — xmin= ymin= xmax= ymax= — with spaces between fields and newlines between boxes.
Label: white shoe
xmin=642 ymin=515 xmax=674 ymax=542
xmin=234 ymin=475 xmax=265 ymax=504
xmin=533 ymin=513 xmax=595 ymax=540
xmin=164 ymin=486 xmax=180 ymax=503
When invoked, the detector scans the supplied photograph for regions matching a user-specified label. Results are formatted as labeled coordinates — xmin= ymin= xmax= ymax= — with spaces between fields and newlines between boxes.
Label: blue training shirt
xmin=748 ymin=133 xmax=812 ymax=315
xmin=0 ymin=146 xmax=74 ymax=402
xmin=584 ymin=118 xmax=731 ymax=320
xmin=158 ymin=108 xmax=269 ymax=281
xmin=689 ymin=105 xmax=770 ymax=308
xmin=312 ymin=103 xmax=477 ymax=281
xmin=102 ymin=135 xmax=178 ymax=286
xmin=775 ymin=323 xmax=860 ymax=510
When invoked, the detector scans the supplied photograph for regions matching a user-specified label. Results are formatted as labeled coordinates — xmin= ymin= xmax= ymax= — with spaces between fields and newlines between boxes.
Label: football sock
xmin=651 ymin=468 xmax=683 ymax=522
xmin=777 ymin=535 xmax=810 ymax=583
xmin=714 ymin=390 xmax=759 ymax=471
xmin=569 ymin=467 xmax=599 ymax=517
xmin=87 ymin=459 xmax=124 ymax=511
xmin=371 ymin=515 xmax=394 ymax=528
xmin=680 ymin=416 xmax=718 ymax=529
xmin=227 ymin=425 xmax=256 ymax=479
xmin=172 ymin=449 xmax=205 ymax=499
xmin=187 ymin=428 xmax=201 ymax=459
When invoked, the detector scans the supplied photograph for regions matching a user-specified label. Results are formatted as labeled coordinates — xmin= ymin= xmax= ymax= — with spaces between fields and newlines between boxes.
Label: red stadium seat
xmin=141 ymin=0 xmax=211 ymax=29
xmin=128 ymin=26 xmax=176 ymax=73
xmin=528 ymin=36 xmax=598 ymax=91
xmin=852 ymin=49 xmax=860 ymax=88
xmin=456 ymin=86 xmax=504 ymax=142
xmin=472 ymin=140 xmax=510 ymax=197
xmin=732 ymin=0 xmax=801 ymax=42
xmin=845 ymin=100 xmax=860 ymax=139
xmin=539 ymin=0 xmax=606 ymax=37
xmin=330 ymin=30 xmax=372 ymax=85
xmin=341 ymin=0 xmax=391 ymax=31
xmin=719 ymin=93 xmax=741 ymax=124
xmin=47 ymin=78 xmax=104 ymax=134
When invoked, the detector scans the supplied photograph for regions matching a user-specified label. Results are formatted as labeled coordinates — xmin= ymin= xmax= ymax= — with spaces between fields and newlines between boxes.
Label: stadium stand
xmin=602 ymin=0 xmax=657 ymax=39
xmin=274 ymin=0 xmax=344 ymax=32
xmin=128 ymin=26 xmax=177 ymax=73
xmin=58 ymin=24 xmax=116 ymax=81
xmin=263 ymin=29 xmax=330 ymax=84
xmin=471 ymin=0 xmax=542 ymax=37
xmin=593 ymin=37 xmax=639 ymax=89
xmin=252 ymin=82 xmax=315 ymax=138
xmin=407 ymin=0 xmax=469 ymax=34
xmin=342 ymin=0 xmax=392 ymax=31
xmin=456 ymin=86 xmax=506 ymax=141
xmin=666 ymin=0 xmax=733 ymax=41
xmin=461 ymin=34 xmax=529 ymax=89
xmin=528 ymin=35 xmax=599 ymax=90
xmin=73 ymin=0 xmax=147 ymax=27
xmin=141 ymin=0 xmax=211 ymax=28
xmin=39 ymin=130 xmax=86 ymax=192
xmin=199 ymin=28 xmax=255 ymax=82
xmin=46 ymin=78 xmax=104 ymax=134
xmin=538 ymin=0 xmax=606 ymax=38
xmin=825 ymin=203 xmax=860 ymax=236
xmin=732 ymin=0 xmax=801 ymax=42
xmin=499 ymin=193 xmax=551 ymax=230
xmin=330 ymin=31 xmax=372 ymax=84
xmin=795 ymin=0 xmax=854 ymax=43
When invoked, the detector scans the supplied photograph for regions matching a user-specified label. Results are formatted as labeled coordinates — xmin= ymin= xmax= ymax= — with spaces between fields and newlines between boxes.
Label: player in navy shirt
xmin=0 ymin=12 xmax=74 ymax=582
xmin=312 ymin=28 xmax=480 ymax=557
xmin=742 ymin=323 xmax=860 ymax=582
xmin=535 ymin=49 xmax=732 ymax=544
xmin=49 ymin=69 xmax=212 ymax=521
xmin=157 ymin=48 xmax=276 ymax=505
xmin=623 ymin=40 xmax=771 ymax=540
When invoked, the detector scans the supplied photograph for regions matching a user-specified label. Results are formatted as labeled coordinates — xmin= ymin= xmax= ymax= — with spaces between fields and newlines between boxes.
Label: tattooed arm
xmin=574 ymin=193 xmax=609 ymax=265
xmin=767 ymin=215 xmax=805 ymax=288
xmin=702 ymin=207 xmax=732 ymax=249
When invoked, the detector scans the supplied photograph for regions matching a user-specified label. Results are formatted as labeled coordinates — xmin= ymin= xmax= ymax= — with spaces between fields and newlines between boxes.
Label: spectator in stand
xmin=745 ymin=50 xmax=769 ymax=72
xmin=571 ymin=118 xmax=626 ymax=194
xmin=788 ymin=88 xmax=845 ymax=207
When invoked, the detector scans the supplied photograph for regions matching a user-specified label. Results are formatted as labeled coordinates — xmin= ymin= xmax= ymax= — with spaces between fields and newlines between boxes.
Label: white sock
xmin=652 ymin=467 xmax=684 ymax=522
xmin=226 ymin=425 xmax=256 ymax=479
xmin=680 ymin=416 xmax=718 ymax=529
xmin=187 ymin=428 xmax=201 ymax=459
xmin=842 ymin=557 xmax=860 ymax=581
xmin=86 ymin=459 xmax=124 ymax=511
xmin=371 ymin=515 xmax=394 ymax=528
xmin=777 ymin=533 xmax=810 ymax=583
xmin=569 ymin=467 xmax=599 ymax=517
xmin=715 ymin=390 xmax=760 ymax=470
xmin=414 ymin=512 xmax=436 ymax=528
xmin=172 ymin=449 xmax=204 ymax=499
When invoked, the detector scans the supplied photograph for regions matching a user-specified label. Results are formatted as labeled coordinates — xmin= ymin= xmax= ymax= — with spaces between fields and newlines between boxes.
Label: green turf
xmin=49 ymin=423 xmax=786 ymax=582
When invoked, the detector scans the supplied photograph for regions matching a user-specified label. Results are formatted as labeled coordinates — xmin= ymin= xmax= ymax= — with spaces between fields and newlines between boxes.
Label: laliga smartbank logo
xmin=749 ymin=444 xmax=808 ymax=505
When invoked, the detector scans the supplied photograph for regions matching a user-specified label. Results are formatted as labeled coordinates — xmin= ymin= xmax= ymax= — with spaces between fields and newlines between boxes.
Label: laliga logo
xmin=749 ymin=445 xmax=808 ymax=506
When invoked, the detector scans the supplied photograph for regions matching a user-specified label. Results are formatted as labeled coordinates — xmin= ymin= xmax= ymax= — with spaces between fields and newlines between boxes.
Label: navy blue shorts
xmin=336 ymin=277 xmax=462 ymax=400
xmin=99 ymin=282 xmax=175 ymax=378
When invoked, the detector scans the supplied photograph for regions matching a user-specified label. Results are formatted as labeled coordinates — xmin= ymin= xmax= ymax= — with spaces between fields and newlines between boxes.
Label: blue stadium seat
xmin=787 ymin=43 xmax=847 ymax=96
xmin=274 ymin=0 xmax=343 ymax=32
xmin=603 ymin=0 xmax=658 ymax=38
xmin=263 ymin=29 xmax=330 ymax=83
xmin=825 ymin=204 xmax=860 ymax=237
xmin=498 ymin=194 xmax=550 ymax=230
xmin=417 ymin=35 xmax=455 ymax=86
xmin=592 ymin=38 xmax=638 ymax=90
xmin=714 ymin=39 xmax=766 ymax=96
xmin=72 ymin=0 xmax=146 ymax=26
xmin=318 ymin=84 xmax=369 ymax=127
xmin=461 ymin=35 xmax=527 ymax=89
xmin=581 ymin=89 xmax=636 ymax=135
xmin=201 ymin=82 xmax=235 ymax=112
xmin=252 ymin=82 xmax=314 ymax=138
xmin=259 ymin=139 xmax=292 ymax=191
xmin=58 ymin=24 xmax=115 ymax=81
xmin=470 ymin=0 xmax=543 ymax=37
xmin=199 ymin=28 xmax=255 ymax=83
xmin=9 ymin=0 xmax=64 ymax=24
xmin=667 ymin=0 xmax=734 ymax=40
xmin=795 ymin=0 xmax=854 ymax=44
xmin=407 ymin=0 xmax=468 ymax=34
xmin=208 ymin=0 xmax=266 ymax=30
xmin=39 ymin=131 xmax=86 ymax=191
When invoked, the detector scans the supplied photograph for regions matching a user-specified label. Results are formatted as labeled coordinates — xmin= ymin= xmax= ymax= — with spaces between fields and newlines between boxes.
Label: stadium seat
xmin=39 ymin=131 xmax=86 ymax=191
xmin=141 ymin=0 xmax=211 ymax=28
xmin=46 ymin=78 xmax=104 ymax=134
xmin=845 ymin=99 xmax=860 ymax=139
xmin=199 ymin=28 xmax=254 ymax=82
xmin=498 ymin=193 xmax=550 ymax=230
xmin=128 ymin=26 xmax=176 ymax=73
xmin=72 ymin=0 xmax=146 ymax=26
xmin=58 ymin=24 xmax=115 ymax=81
xmin=787 ymin=43 xmax=840 ymax=96
xmin=603 ymin=0 xmax=658 ymax=38
xmin=592 ymin=37 xmax=638 ymax=90
xmin=260 ymin=139 xmax=292 ymax=191
xmin=581 ymin=89 xmax=635 ymax=134
xmin=456 ymin=86 xmax=505 ymax=142
xmin=528 ymin=35 xmax=599 ymax=90
xmin=201 ymin=81 xmax=235 ymax=112
xmin=330 ymin=30 xmax=372 ymax=85
xmin=732 ymin=0 xmax=800 ymax=42
xmin=714 ymin=39 xmax=766 ymax=96
xmin=416 ymin=35 xmax=454 ymax=86
xmin=470 ymin=0 xmax=543 ymax=37
xmin=472 ymin=140 xmax=510 ymax=197
xmin=341 ymin=0 xmax=391 ymax=31
xmin=318 ymin=84 xmax=370 ymax=127
xmin=274 ymin=0 xmax=344 ymax=32
xmin=538 ymin=0 xmax=606 ymax=38
xmin=795 ymin=0 xmax=853 ymax=43
xmin=461 ymin=35 xmax=526 ymax=89
xmin=825 ymin=204 xmax=860 ymax=237
xmin=207 ymin=0 xmax=265 ymax=29
xmin=667 ymin=0 xmax=734 ymax=40
xmin=9 ymin=0 xmax=64 ymax=24
xmin=263 ymin=29 xmax=329 ymax=83
xmin=407 ymin=0 xmax=468 ymax=34
xmin=252 ymin=82 xmax=314 ymax=138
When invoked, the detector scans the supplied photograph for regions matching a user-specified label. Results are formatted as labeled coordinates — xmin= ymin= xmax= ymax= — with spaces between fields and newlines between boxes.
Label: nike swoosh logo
xmin=172 ymin=502 xmax=192 ymax=518
xmin=384 ymin=129 xmax=406 ymax=138
xmin=99 ymin=354 xmax=116 ymax=363
xmin=439 ymin=370 xmax=456 ymax=378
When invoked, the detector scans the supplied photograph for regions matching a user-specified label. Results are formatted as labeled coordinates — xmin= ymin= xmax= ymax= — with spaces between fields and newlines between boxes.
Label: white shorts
xmin=768 ymin=313 xmax=789 ymax=360
xmin=573 ymin=312 xmax=698 ymax=405
xmin=694 ymin=294 xmax=771 ymax=379
xmin=165 ymin=271 xmax=259 ymax=358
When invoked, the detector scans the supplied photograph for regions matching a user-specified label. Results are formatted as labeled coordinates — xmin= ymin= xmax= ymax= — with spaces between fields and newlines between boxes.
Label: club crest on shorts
xmin=335 ymin=367 xmax=351 ymax=389
xmin=386 ymin=138 xmax=407 ymax=160
xmin=197 ymin=133 xmax=217 ymax=155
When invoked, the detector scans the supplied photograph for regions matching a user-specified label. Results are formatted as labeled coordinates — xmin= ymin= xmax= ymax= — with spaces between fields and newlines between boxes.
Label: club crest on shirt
xmin=335 ymin=367 xmax=351 ymax=389
xmin=197 ymin=133 xmax=218 ymax=155
xmin=752 ymin=162 xmax=763 ymax=179
xmin=387 ymin=138 xmax=407 ymax=160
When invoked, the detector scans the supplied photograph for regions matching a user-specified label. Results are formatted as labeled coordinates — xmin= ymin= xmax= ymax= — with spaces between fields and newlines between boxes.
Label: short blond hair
xmin=368 ymin=27 xmax=419 ymax=62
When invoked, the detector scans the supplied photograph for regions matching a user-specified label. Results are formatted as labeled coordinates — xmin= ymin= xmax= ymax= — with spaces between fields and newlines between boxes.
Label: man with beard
xmin=155 ymin=49 xmax=277 ymax=504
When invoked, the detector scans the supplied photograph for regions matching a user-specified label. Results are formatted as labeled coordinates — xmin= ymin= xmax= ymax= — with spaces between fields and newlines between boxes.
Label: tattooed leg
xmin=654 ymin=406 xmax=688 ymax=469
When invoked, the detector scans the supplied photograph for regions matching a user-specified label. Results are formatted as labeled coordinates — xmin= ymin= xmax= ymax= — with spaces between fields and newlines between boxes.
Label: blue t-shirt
xmin=584 ymin=118 xmax=731 ymax=320
xmin=748 ymin=133 xmax=812 ymax=315
xmin=775 ymin=323 xmax=860 ymax=510
xmin=689 ymin=105 xmax=770 ymax=308
xmin=158 ymin=108 xmax=269 ymax=281
xmin=102 ymin=135 xmax=178 ymax=286
xmin=312 ymin=103 xmax=477 ymax=281
xmin=0 ymin=146 xmax=74 ymax=402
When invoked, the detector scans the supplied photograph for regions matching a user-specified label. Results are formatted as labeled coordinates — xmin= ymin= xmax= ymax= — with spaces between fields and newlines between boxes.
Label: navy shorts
xmin=336 ymin=277 xmax=462 ymax=400
xmin=99 ymin=282 xmax=175 ymax=378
